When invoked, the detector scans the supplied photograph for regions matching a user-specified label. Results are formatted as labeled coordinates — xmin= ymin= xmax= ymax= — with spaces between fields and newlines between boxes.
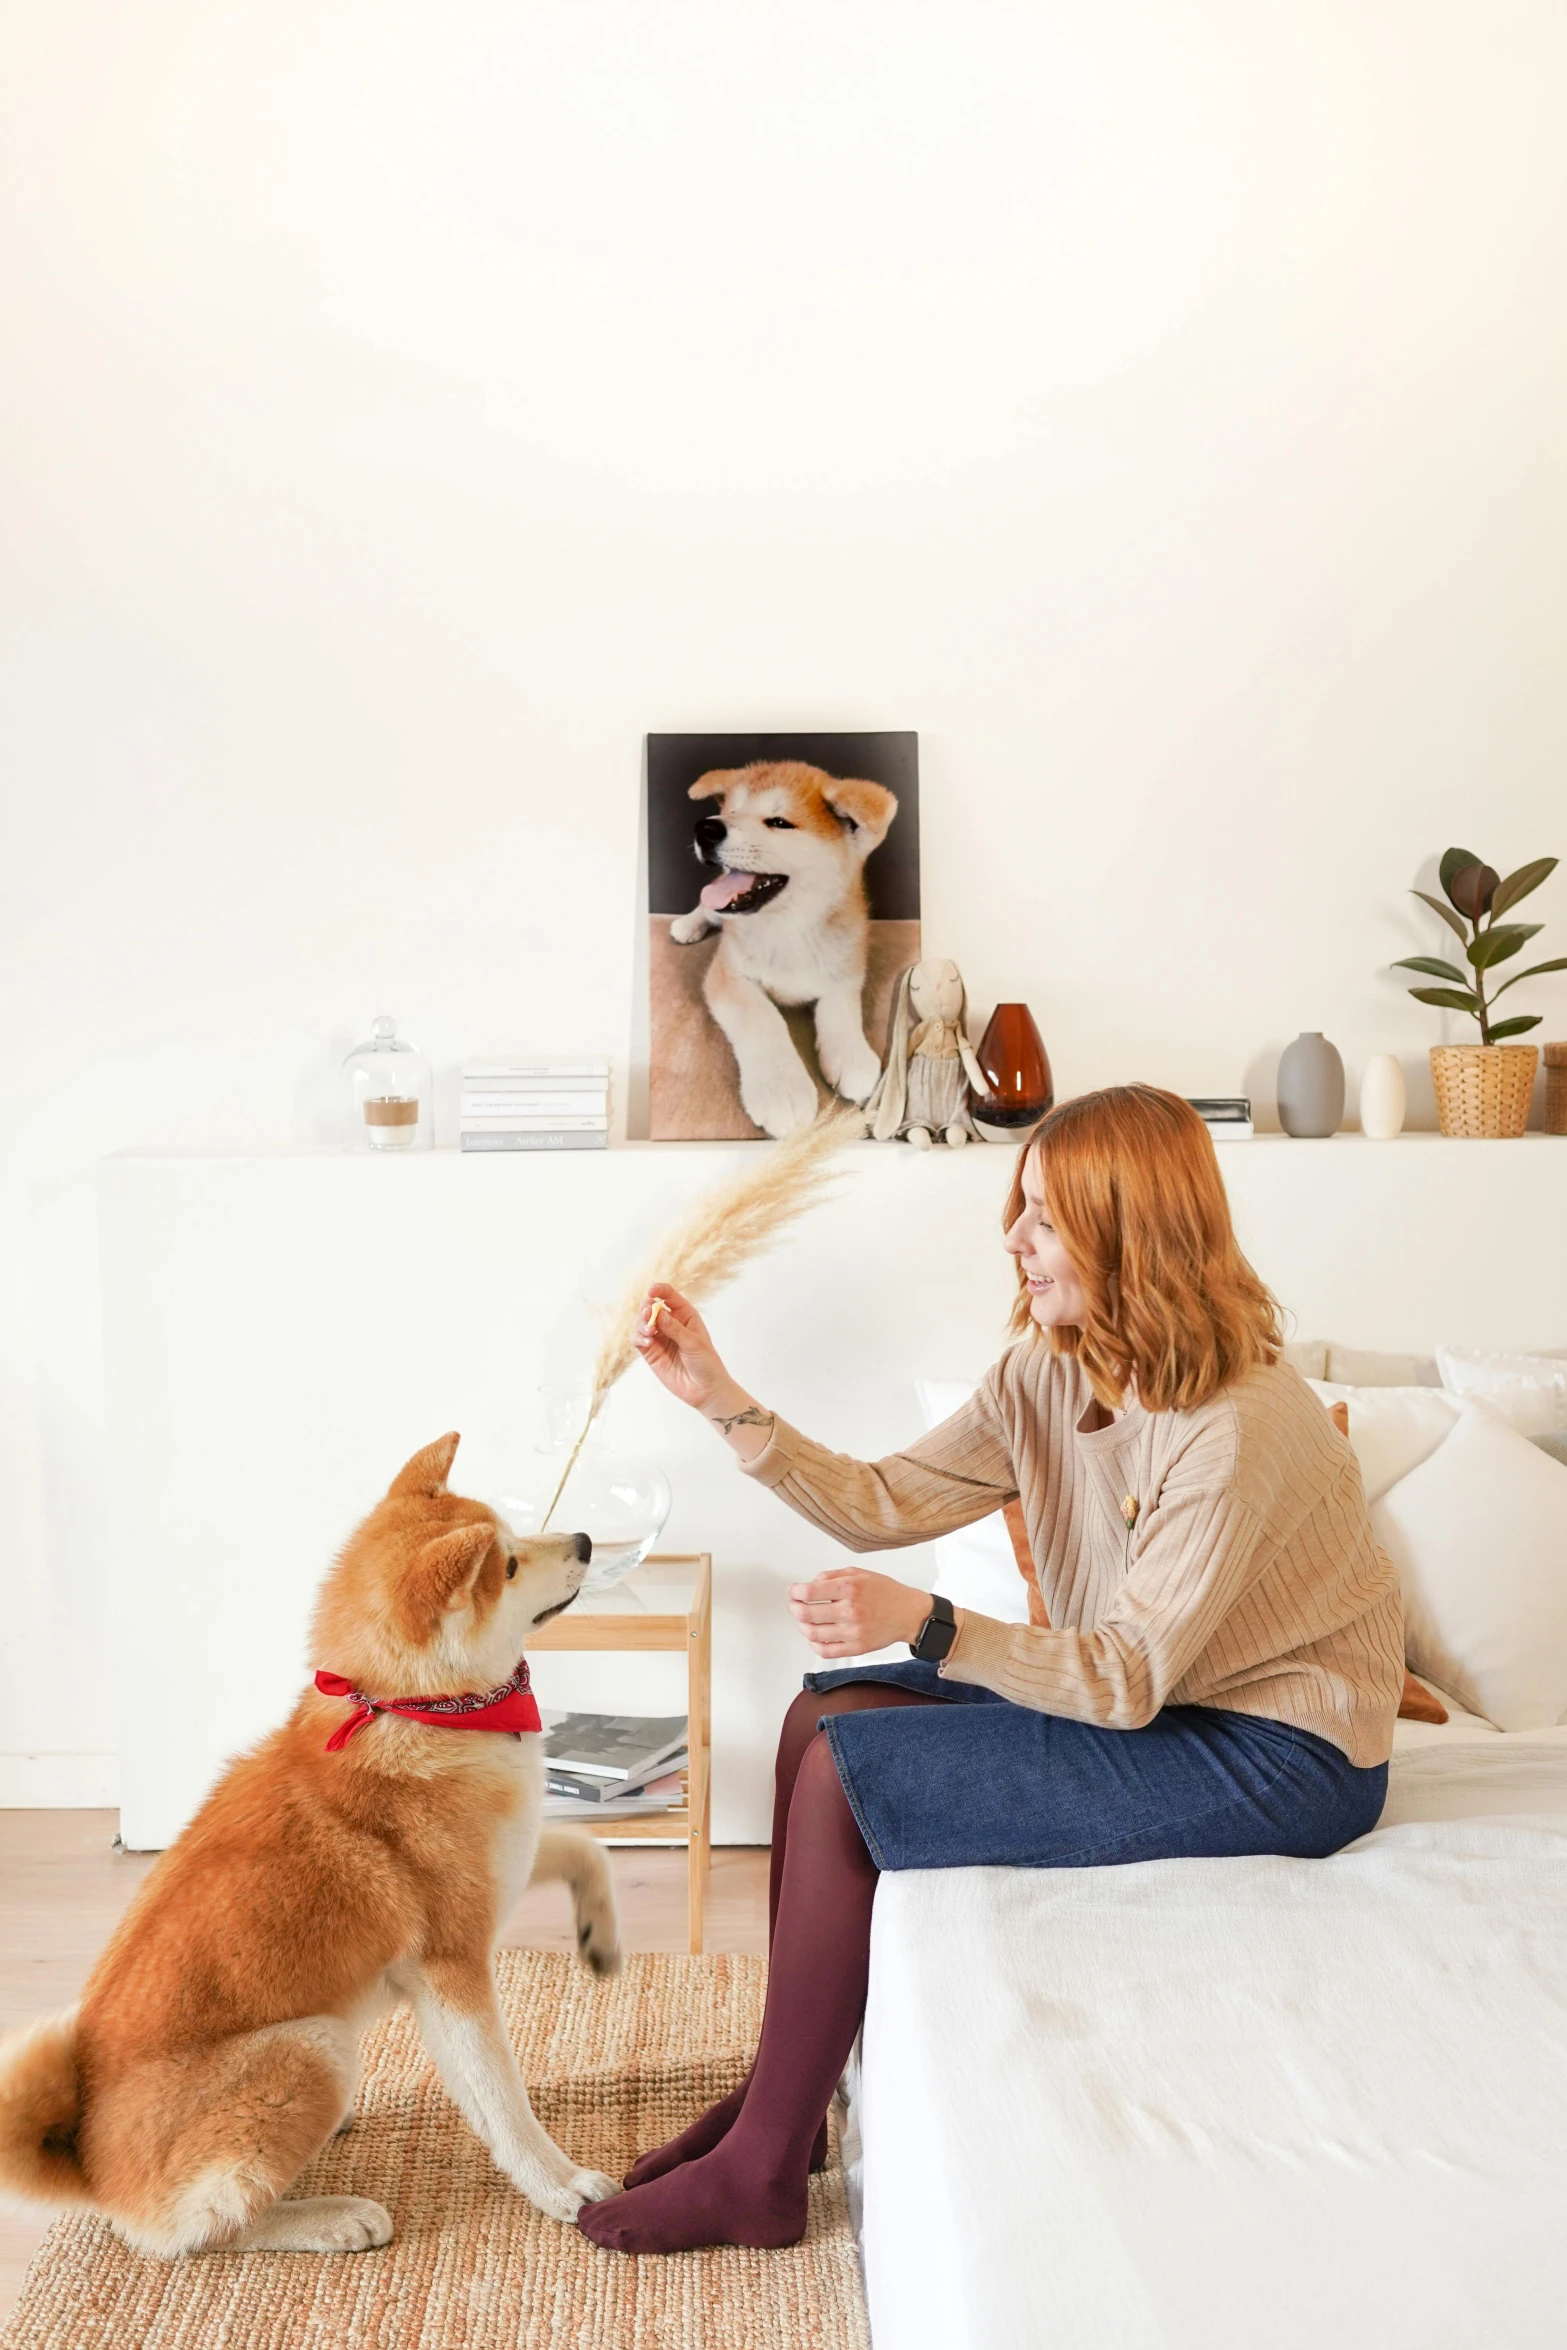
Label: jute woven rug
xmin=1 ymin=1952 xmax=869 ymax=2350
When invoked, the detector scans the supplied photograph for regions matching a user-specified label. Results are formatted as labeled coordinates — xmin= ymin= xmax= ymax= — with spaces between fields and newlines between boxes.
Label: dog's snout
xmin=694 ymin=814 xmax=727 ymax=858
xmin=570 ymin=1531 xmax=592 ymax=1564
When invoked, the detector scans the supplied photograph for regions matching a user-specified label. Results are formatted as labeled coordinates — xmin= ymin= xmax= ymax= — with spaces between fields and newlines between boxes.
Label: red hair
xmin=1004 ymin=1085 xmax=1281 ymax=1413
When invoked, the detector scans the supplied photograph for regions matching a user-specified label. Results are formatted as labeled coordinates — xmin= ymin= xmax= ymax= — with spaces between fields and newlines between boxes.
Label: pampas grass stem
xmin=541 ymin=1108 xmax=860 ymax=1526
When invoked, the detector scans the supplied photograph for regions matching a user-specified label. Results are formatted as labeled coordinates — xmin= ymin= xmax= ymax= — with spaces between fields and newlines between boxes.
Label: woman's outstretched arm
xmin=633 ymin=1282 xmax=1018 ymax=1546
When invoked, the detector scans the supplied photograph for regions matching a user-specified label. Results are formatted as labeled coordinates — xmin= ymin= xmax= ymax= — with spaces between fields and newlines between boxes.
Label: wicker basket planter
xmin=1430 ymin=1043 xmax=1539 ymax=1137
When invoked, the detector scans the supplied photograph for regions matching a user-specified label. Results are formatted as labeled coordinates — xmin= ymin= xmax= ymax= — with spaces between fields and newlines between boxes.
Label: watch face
xmin=913 ymin=1604 xmax=955 ymax=1663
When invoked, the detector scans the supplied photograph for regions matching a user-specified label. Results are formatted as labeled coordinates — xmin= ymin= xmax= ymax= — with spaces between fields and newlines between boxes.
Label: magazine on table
xmin=538 ymin=1711 xmax=688 ymax=1803
xmin=539 ymin=1766 xmax=687 ymax=1822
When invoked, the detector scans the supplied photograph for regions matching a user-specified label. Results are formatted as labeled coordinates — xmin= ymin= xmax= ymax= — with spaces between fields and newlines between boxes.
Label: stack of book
xmin=539 ymin=1711 xmax=688 ymax=1822
xmin=1187 ymin=1096 xmax=1254 ymax=1142
xmin=459 ymin=1059 xmax=609 ymax=1152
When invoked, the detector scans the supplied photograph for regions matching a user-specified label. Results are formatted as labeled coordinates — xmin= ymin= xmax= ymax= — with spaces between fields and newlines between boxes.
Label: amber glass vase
xmin=971 ymin=1003 xmax=1053 ymax=1135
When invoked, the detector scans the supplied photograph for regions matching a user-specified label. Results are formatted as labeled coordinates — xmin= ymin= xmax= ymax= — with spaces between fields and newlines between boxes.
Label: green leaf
xmin=1487 ymin=1014 xmax=1543 ymax=1039
xmin=1467 ymin=922 xmax=1543 ymax=971
xmin=1412 ymin=889 xmax=1470 ymax=943
xmin=1407 ymin=985 xmax=1483 ymax=1014
xmin=1489 ymin=856 xmax=1558 ymax=917
xmin=1449 ymin=861 xmax=1501 ymax=923
xmin=1392 ymin=955 xmax=1468 ymax=984
xmin=1492 ymin=955 xmax=1567 ymax=999
xmin=1439 ymin=847 xmax=1484 ymax=903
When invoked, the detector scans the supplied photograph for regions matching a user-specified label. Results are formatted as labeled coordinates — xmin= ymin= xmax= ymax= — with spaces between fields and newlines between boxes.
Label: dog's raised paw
xmin=670 ymin=911 xmax=712 ymax=946
xmin=577 ymin=1917 xmax=623 ymax=1977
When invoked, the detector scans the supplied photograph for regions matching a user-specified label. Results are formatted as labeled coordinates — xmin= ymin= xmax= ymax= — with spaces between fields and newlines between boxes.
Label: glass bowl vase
xmin=498 ymin=1388 xmax=672 ymax=1595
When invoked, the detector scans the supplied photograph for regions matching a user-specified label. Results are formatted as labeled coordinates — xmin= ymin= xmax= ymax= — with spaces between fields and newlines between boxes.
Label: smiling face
xmin=1002 ymin=1143 xmax=1089 ymax=1330
xmin=311 ymin=1433 xmax=592 ymax=1697
xmin=688 ymin=761 xmax=897 ymax=924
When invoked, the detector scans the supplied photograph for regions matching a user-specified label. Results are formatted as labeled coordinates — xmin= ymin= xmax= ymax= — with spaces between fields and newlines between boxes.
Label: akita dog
xmin=0 ymin=1434 xmax=621 ymax=2255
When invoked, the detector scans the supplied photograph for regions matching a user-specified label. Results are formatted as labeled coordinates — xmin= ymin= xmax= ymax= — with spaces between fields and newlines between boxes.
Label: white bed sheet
xmin=842 ymin=1720 xmax=1567 ymax=2350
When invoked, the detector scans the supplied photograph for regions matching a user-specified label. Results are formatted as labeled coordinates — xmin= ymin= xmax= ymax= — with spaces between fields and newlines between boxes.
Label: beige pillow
xmin=1325 ymin=1343 xmax=1441 ymax=1388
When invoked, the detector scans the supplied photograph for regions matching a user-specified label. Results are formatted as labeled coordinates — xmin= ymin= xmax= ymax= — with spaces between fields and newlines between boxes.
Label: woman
xmin=579 ymin=1085 xmax=1403 ymax=2256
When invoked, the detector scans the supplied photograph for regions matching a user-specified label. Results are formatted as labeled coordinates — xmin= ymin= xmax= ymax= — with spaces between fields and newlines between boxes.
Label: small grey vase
xmin=1277 ymin=1032 xmax=1345 ymax=1137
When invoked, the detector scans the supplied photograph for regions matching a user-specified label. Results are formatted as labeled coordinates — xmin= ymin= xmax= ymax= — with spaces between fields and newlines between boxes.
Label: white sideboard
xmin=100 ymin=1136 xmax=1567 ymax=1848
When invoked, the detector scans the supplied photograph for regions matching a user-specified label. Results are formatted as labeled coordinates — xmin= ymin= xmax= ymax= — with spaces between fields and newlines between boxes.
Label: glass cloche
xmin=342 ymin=1016 xmax=433 ymax=1152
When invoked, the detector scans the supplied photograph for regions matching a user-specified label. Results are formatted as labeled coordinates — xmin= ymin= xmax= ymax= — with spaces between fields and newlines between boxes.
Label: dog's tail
xmin=0 ymin=2011 xmax=92 ymax=2211
xmin=530 ymin=1830 xmax=623 ymax=1977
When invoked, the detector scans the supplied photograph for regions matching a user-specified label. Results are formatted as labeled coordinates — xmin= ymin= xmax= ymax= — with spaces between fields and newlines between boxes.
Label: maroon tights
xmin=577 ymin=1682 xmax=940 ymax=2253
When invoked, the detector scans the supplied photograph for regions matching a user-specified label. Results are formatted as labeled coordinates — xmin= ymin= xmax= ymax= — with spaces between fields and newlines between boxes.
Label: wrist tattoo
xmin=709 ymin=1405 xmax=775 ymax=1438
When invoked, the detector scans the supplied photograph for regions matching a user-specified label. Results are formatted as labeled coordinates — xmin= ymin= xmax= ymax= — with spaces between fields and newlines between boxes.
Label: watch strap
xmin=910 ymin=1592 xmax=958 ymax=1664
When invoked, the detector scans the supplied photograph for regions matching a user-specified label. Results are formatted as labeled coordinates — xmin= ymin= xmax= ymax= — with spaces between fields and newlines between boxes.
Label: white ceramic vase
xmin=1359 ymin=1054 xmax=1406 ymax=1140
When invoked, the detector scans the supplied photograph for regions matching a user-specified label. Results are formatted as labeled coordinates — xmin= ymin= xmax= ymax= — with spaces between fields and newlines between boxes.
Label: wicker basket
xmin=1545 ymin=1042 xmax=1567 ymax=1137
xmin=1429 ymin=1043 xmax=1538 ymax=1137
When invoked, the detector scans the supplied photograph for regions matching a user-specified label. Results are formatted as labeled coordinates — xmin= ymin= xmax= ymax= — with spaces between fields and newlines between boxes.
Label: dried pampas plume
xmin=541 ymin=1107 xmax=861 ymax=1526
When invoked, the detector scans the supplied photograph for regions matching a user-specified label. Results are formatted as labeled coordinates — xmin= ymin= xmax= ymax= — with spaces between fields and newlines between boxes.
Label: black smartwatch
xmin=909 ymin=1592 xmax=958 ymax=1664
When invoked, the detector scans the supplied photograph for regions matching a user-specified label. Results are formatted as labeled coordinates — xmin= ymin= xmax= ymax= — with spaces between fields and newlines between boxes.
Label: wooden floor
xmin=0 ymin=1811 xmax=769 ymax=2326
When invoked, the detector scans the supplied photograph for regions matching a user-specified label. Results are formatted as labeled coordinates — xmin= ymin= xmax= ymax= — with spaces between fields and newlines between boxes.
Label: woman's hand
xmin=632 ymin=1283 xmax=776 ymax=1458
xmin=632 ymin=1283 xmax=731 ymax=1412
xmin=788 ymin=1568 xmax=939 ymax=1660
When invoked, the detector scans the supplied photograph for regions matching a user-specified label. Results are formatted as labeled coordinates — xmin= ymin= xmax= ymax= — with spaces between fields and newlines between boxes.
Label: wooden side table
xmin=527 ymin=1552 xmax=712 ymax=1953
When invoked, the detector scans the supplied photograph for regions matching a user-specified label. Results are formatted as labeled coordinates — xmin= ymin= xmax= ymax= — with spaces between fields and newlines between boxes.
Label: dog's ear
xmin=404 ymin=1519 xmax=498 ymax=1630
xmin=689 ymin=769 xmax=736 ymax=802
xmin=823 ymin=778 xmax=897 ymax=851
xmin=388 ymin=1433 xmax=461 ymax=1499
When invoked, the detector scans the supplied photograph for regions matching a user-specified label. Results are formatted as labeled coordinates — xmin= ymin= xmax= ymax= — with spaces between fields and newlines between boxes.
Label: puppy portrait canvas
xmin=647 ymin=732 xmax=920 ymax=1139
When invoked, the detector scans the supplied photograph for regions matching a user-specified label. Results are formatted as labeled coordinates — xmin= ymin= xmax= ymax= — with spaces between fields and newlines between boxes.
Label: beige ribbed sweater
xmin=744 ymin=1343 xmax=1404 ymax=1766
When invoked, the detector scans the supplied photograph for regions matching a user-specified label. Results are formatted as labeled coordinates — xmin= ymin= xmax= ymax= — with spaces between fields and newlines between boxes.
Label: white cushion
xmin=1307 ymin=1381 xmax=1461 ymax=1504
xmin=1371 ymin=1402 xmax=1567 ymax=1731
xmin=1437 ymin=1346 xmax=1567 ymax=1438
xmin=913 ymin=1380 xmax=1030 ymax=1624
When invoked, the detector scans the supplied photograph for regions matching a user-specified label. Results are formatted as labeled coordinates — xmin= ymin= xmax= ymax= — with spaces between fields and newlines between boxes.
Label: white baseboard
xmin=0 ymin=1753 xmax=119 ymax=1807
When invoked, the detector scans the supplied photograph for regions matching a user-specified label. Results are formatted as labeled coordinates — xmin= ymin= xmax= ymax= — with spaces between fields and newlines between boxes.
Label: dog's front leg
xmin=813 ymin=977 xmax=882 ymax=1105
xmin=400 ymin=1959 xmax=617 ymax=2221
xmin=703 ymin=958 xmax=819 ymax=1136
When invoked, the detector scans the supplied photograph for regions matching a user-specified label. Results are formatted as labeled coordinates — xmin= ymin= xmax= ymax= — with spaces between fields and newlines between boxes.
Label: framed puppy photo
xmin=646 ymin=732 xmax=921 ymax=1140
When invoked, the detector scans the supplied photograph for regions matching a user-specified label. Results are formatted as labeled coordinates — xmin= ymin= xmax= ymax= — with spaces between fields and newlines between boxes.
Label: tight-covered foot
xmin=577 ymin=2138 xmax=809 ymax=2254
xmin=623 ymin=2083 xmax=747 ymax=2188
xmin=624 ymin=2085 xmax=829 ymax=2189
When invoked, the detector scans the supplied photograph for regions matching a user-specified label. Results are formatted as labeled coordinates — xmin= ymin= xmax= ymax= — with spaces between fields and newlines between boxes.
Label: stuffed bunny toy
xmin=868 ymin=959 xmax=988 ymax=1146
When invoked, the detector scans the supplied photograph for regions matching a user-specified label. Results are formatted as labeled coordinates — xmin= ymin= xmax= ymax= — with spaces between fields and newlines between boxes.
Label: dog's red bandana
xmin=314 ymin=1657 xmax=542 ymax=1751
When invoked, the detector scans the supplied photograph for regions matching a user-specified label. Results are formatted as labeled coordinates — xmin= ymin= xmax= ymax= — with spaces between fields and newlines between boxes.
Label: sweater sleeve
xmin=940 ymin=1421 xmax=1268 ymax=1727
xmin=737 ymin=1371 xmax=1018 ymax=1552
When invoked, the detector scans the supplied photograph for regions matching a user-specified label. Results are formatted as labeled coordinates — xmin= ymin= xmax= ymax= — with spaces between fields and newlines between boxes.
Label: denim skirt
xmin=806 ymin=1661 xmax=1388 ymax=1873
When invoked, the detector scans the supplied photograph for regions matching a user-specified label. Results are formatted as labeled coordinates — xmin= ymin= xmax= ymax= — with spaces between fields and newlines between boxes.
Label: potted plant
xmin=1394 ymin=847 xmax=1567 ymax=1135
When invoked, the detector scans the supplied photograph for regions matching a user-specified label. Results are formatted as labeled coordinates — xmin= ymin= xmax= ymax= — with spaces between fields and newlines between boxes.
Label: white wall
xmin=3 ymin=0 xmax=1566 ymax=1799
